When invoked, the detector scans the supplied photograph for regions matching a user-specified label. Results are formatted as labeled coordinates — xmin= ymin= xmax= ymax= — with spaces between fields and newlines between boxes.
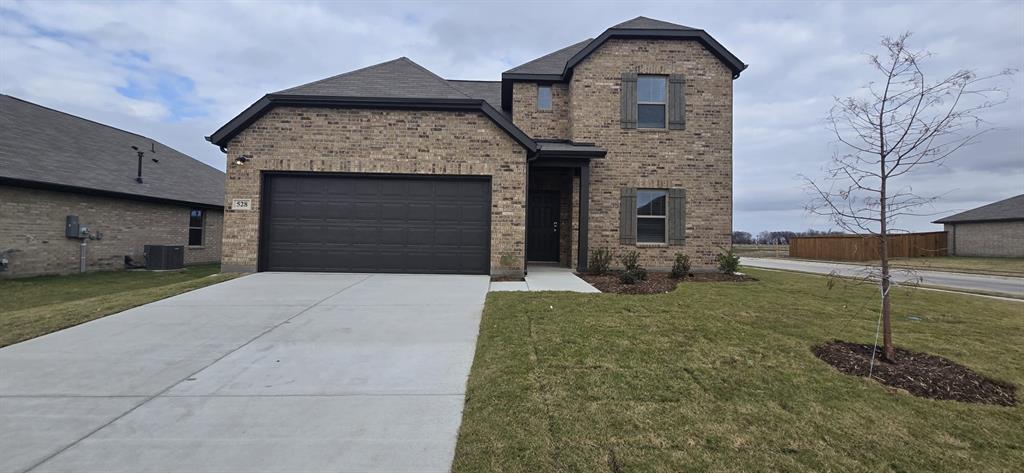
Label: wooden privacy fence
xmin=788 ymin=232 xmax=948 ymax=262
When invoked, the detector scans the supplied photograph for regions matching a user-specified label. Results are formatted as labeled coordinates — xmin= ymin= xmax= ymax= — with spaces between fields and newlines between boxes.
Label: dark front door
xmin=527 ymin=191 xmax=560 ymax=262
xmin=260 ymin=173 xmax=491 ymax=274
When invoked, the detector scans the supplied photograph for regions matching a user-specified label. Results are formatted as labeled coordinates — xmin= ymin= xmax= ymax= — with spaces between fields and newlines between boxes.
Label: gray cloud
xmin=1 ymin=0 xmax=1020 ymax=235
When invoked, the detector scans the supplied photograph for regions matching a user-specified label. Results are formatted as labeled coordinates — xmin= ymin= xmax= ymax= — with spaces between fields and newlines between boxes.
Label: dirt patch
xmin=490 ymin=276 xmax=525 ymax=282
xmin=813 ymin=340 xmax=1017 ymax=406
xmin=579 ymin=271 xmax=754 ymax=294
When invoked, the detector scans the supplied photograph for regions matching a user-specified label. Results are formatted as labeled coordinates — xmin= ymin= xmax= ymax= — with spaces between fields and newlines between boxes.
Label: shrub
xmin=717 ymin=247 xmax=741 ymax=274
xmin=589 ymin=247 xmax=612 ymax=274
xmin=618 ymin=250 xmax=648 ymax=284
xmin=670 ymin=253 xmax=691 ymax=279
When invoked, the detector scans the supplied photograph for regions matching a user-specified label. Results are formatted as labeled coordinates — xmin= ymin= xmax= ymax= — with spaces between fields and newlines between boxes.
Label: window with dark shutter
xmin=620 ymin=72 xmax=637 ymax=129
xmin=668 ymin=75 xmax=685 ymax=130
xmin=637 ymin=76 xmax=667 ymax=129
xmin=636 ymin=189 xmax=667 ymax=243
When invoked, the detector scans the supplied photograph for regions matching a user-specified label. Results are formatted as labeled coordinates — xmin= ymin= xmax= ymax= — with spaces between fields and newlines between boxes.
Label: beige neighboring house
xmin=0 ymin=95 xmax=225 ymax=278
xmin=934 ymin=194 xmax=1024 ymax=257
xmin=208 ymin=16 xmax=745 ymax=276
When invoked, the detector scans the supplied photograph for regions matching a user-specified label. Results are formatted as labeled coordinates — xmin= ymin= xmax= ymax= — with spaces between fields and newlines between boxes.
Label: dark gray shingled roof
xmin=209 ymin=57 xmax=536 ymax=152
xmin=0 ymin=95 xmax=224 ymax=207
xmin=447 ymin=80 xmax=502 ymax=109
xmin=934 ymin=194 xmax=1024 ymax=223
xmin=611 ymin=16 xmax=698 ymax=30
xmin=277 ymin=57 xmax=471 ymax=100
xmin=503 ymin=38 xmax=594 ymax=76
xmin=503 ymin=16 xmax=745 ymax=80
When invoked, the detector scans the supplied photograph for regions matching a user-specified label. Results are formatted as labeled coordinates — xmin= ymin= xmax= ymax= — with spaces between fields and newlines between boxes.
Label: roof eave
xmin=0 ymin=176 xmax=224 ymax=209
xmin=207 ymin=94 xmax=537 ymax=153
xmin=933 ymin=217 xmax=1024 ymax=224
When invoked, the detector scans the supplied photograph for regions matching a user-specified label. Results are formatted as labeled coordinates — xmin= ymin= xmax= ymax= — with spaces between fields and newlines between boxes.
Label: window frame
xmin=636 ymin=189 xmax=668 ymax=244
xmin=537 ymin=84 xmax=553 ymax=111
xmin=636 ymin=75 xmax=667 ymax=129
xmin=188 ymin=208 xmax=205 ymax=247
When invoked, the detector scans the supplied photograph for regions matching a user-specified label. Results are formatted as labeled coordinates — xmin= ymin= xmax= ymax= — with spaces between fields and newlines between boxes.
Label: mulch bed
xmin=813 ymin=340 xmax=1017 ymax=406
xmin=579 ymin=271 xmax=754 ymax=295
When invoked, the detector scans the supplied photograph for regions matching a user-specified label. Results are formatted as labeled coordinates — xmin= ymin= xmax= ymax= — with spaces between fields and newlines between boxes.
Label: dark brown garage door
xmin=261 ymin=174 xmax=491 ymax=274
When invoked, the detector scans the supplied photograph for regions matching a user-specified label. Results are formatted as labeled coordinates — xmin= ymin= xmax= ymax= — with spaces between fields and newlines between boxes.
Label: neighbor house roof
xmin=209 ymin=57 xmax=536 ymax=152
xmin=0 ymin=95 xmax=224 ymax=208
xmin=933 ymin=194 xmax=1024 ymax=224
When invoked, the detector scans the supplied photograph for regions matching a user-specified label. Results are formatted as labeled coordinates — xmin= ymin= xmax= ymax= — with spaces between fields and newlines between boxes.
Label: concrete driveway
xmin=0 ymin=272 xmax=489 ymax=473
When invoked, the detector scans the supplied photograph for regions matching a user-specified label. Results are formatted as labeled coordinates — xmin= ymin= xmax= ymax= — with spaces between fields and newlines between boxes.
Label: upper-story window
xmin=637 ymin=75 xmax=666 ymax=128
xmin=537 ymin=85 xmax=552 ymax=111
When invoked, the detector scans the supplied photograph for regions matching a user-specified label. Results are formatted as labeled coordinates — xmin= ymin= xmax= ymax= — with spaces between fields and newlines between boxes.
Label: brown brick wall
xmin=512 ymin=82 xmax=570 ymax=140
xmin=222 ymin=107 xmax=527 ymax=275
xmin=567 ymin=38 xmax=734 ymax=270
xmin=946 ymin=222 xmax=1024 ymax=257
xmin=0 ymin=185 xmax=223 ymax=278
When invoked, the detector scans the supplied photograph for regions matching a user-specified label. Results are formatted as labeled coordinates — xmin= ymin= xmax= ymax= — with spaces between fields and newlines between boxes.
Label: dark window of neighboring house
xmin=188 ymin=209 xmax=204 ymax=246
xmin=637 ymin=75 xmax=666 ymax=128
xmin=636 ymin=189 xmax=667 ymax=243
xmin=537 ymin=85 xmax=552 ymax=111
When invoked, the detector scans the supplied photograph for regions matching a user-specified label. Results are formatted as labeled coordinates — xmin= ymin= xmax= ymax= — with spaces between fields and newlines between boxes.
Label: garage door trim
xmin=257 ymin=171 xmax=492 ymax=274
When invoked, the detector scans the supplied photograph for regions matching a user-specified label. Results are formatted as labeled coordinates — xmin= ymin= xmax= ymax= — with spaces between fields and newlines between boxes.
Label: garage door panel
xmin=262 ymin=174 xmax=490 ymax=274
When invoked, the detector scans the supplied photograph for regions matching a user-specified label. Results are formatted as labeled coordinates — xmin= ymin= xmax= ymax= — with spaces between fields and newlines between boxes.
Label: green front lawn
xmin=0 ymin=264 xmax=239 ymax=347
xmin=453 ymin=268 xmax=1023 ymax=472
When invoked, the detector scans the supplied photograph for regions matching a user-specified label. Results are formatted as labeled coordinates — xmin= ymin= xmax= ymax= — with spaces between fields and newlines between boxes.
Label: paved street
xmin=0 ymin=272 xmax=489 ymax=473
xmin=741 ymin=257 xmax=1024 ymax=298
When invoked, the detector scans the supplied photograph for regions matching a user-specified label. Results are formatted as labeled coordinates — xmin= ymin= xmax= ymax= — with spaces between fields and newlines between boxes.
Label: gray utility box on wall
xmin=144 ymin=245 xmax=184 ymax=270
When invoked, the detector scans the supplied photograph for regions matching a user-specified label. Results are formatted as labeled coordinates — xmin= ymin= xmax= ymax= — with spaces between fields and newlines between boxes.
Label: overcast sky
xmin=2 ymin=0 xmax=1021 ymax=234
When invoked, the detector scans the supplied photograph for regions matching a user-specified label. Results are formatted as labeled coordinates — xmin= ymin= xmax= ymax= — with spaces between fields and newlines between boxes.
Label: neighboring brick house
xmin=209 ymin=17 xmax=745 ymax=276
xmin=0 ymin=95 xmax=225 ymax=278
xmin=934 ymin=194 xmax=1024 ymax=257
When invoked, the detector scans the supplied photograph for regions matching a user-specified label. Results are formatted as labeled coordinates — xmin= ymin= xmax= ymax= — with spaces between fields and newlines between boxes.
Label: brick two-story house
xmin=209 ymin=17 xmax=745 ymax=276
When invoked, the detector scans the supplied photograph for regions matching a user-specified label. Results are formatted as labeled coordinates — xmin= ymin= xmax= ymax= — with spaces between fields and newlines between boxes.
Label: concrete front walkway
xmin=0 ymin=272 xmax=489 ymax=473
xmin=489 ymin=263 xmax=600 ymax=293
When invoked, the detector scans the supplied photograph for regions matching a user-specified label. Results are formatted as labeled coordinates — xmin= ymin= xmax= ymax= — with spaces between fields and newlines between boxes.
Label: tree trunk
xmin=879 ymin=167 xmax=895 ymax=362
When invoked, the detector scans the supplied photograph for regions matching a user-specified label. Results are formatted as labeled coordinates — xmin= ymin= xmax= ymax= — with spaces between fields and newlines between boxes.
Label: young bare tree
xmin=803 ymin=33 xmax=1013 ymax=362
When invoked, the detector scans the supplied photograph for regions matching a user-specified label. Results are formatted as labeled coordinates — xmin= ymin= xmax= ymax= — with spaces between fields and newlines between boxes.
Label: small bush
xmin=717 ymin=247 xmax=741 ymax=274
xmin=589 ymin=247 xmax=612 ymax=274
xmin=670 ymin=253 xmax=691 ymax=279
xmin=618 ymin=250 xmax=648 ymax=284
xmin=619 ymin=250 xmax=641 ymax=272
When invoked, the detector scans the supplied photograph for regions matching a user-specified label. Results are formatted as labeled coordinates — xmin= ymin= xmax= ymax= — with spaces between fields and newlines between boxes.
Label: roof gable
xmin=934 ymin=194 xmax=1024 ymax=223
xmin=503 ymin=16 xmax=746 ymax=82
xmin=611 ymin=16 xmax=697 ymax=30
xmin=277 ymin=57 xmax=471 ymax=100
xmin=209 ymin=58 xmax=536 ymax=152
xmin=0 ymin=95 xmax=224 ymax=207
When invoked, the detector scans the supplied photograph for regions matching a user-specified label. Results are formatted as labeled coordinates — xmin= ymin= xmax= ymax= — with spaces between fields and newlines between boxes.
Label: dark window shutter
xmin=620 ymin=72 xmax=637 ymax=129
xmin=668 ymin=188 xmax=686 ymax=245
xmin=668 ymin=74 xmax=685 ymax=130
xmin=619 ymin=187 xmax=637 ymax=244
